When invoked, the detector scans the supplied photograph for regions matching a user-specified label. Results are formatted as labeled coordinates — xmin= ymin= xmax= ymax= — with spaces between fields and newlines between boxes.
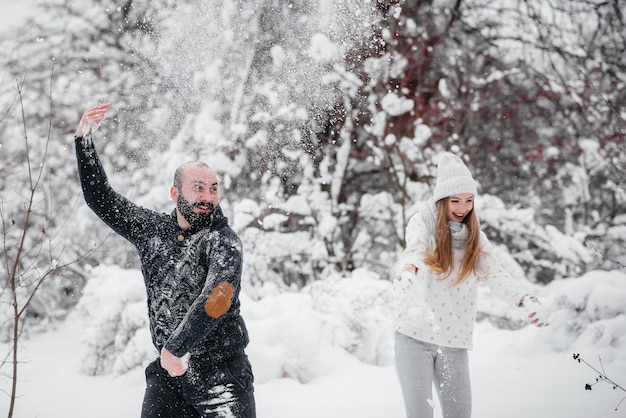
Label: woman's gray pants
xmin=394 ymin=332 xmax=471 ymax=418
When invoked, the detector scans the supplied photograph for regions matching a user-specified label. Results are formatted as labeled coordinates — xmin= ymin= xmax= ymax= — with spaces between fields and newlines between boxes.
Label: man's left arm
xmin=163 ymin=230 xmax=243 ymax=359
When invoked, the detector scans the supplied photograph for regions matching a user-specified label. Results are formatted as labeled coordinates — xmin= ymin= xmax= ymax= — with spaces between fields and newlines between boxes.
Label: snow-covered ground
xmin=2 ymin=269 xmax=625 ymax=418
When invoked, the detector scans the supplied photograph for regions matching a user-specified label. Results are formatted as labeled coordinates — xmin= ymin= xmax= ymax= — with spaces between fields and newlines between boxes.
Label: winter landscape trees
xmin=0 ymin=0 xmax=625 ymax=414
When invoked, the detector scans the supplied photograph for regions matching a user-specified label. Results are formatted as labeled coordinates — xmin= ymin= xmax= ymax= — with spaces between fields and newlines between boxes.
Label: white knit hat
xmin=433 ymin=152 xmax=477 ymax=201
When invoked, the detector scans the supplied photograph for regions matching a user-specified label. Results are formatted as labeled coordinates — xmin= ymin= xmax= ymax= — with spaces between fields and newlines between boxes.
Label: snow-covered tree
xmin=1 ymin=0 xmax=624 ymax=308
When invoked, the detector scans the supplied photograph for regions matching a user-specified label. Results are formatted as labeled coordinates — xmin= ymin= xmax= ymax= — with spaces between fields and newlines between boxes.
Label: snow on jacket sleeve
xmin=163 ymin=228 xmax=244 ymax=357
xmin=75 ymin=134 xmax=153 ymax=242
xmin=476 ymin=231 xmax=529 ymax=307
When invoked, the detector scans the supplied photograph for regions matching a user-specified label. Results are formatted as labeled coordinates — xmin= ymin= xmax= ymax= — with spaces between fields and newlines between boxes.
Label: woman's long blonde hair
xmin=423 ymin=198 xmax=482 ymax=286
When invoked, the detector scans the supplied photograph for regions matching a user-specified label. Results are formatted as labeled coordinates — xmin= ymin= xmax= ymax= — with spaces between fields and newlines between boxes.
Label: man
xmin=74 ymin=103 xmax=256 ymax=418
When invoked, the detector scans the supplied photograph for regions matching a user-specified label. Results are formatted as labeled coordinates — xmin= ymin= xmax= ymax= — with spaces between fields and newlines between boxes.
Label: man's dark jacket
xmin=75 ymin=134 xmax=249 ymax=361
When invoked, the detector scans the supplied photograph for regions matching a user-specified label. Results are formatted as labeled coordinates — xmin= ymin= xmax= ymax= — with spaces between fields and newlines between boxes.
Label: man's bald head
xmin=173 ymin=161 xmax=214 ymax=190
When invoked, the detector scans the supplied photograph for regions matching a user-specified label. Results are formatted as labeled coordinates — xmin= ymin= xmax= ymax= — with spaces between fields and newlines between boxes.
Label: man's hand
xmin=75 ymin=103 xmax=111 ymax=138
xmin=160 ymin=347 xmax=191 ymax=378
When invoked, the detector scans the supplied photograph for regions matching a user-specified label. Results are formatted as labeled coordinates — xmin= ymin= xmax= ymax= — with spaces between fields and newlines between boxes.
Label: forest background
xmin=0 ymin=0 xmax=625 ymax=415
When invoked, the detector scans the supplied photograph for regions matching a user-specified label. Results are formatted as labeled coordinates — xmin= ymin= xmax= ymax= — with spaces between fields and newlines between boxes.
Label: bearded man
xmin=74 ymin=103 xmax=256 ymax=418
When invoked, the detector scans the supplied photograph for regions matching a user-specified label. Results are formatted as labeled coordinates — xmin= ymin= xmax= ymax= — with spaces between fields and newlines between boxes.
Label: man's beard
xmin=177 ymin=194 xmax=214 ymax=230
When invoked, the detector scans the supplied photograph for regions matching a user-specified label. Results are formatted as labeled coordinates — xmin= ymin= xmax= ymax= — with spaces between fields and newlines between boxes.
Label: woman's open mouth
xmin=452 ymin=212 xmax=466 ymax=221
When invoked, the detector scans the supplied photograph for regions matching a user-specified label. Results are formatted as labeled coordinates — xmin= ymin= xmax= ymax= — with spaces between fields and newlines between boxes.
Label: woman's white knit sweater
xmin=393 ymin=207 xmax=529 ymax=350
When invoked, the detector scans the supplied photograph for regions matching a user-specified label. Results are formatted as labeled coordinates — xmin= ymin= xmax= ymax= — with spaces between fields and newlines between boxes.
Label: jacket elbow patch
xmin=205 ymin=282 xmax=234 ymax=318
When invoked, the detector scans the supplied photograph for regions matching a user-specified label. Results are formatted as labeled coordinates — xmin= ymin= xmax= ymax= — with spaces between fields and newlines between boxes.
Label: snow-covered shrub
xmin=76 ymin=265 xmax=155 ymax=376
xmin=585 ymin=214 xmax=626 ymax=271
xmin=477 ymin=194 xmax=598 ymax=283
xmin=541 ymin=270 xmax=626 ymax=357
xmin=242 ymin=270 xmax=395 ymax=384
xmin=235 ymin=183 xmax=404 ymax=292
xmin=112 ymin=304 xmax=155 ymax=375
xmin=305 ymin=268 xmax=395 ymax=366
xmin=235 ymin=190 xmax=333 ymax=291
xmin=241 ymin=288 xmax=327 ymax=384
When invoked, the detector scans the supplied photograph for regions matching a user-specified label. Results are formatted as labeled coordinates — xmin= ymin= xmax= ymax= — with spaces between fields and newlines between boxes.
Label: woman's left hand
xmin=521 ymin=295 xmax=550 ymax=327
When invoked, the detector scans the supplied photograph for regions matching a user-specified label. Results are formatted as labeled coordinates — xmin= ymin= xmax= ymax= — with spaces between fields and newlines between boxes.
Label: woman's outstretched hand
xmin=521 ymin=295 xmax=550 ymax=327
xmin=75 ymin=103 xmax=111 ymax=138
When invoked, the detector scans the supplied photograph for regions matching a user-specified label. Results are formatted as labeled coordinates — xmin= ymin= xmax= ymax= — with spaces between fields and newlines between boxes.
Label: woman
xmin=393 ymin=152 xmax=548 ymax=418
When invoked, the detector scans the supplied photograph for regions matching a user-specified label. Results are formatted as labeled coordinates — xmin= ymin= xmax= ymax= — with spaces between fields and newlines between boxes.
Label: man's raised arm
xmin=74 ymin=103 xmax=148 ymax=242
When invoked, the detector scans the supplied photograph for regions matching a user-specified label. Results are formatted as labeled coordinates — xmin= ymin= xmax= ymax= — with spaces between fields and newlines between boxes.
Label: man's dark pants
xmin=141 ymin=354 xmax=256 ymax=418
